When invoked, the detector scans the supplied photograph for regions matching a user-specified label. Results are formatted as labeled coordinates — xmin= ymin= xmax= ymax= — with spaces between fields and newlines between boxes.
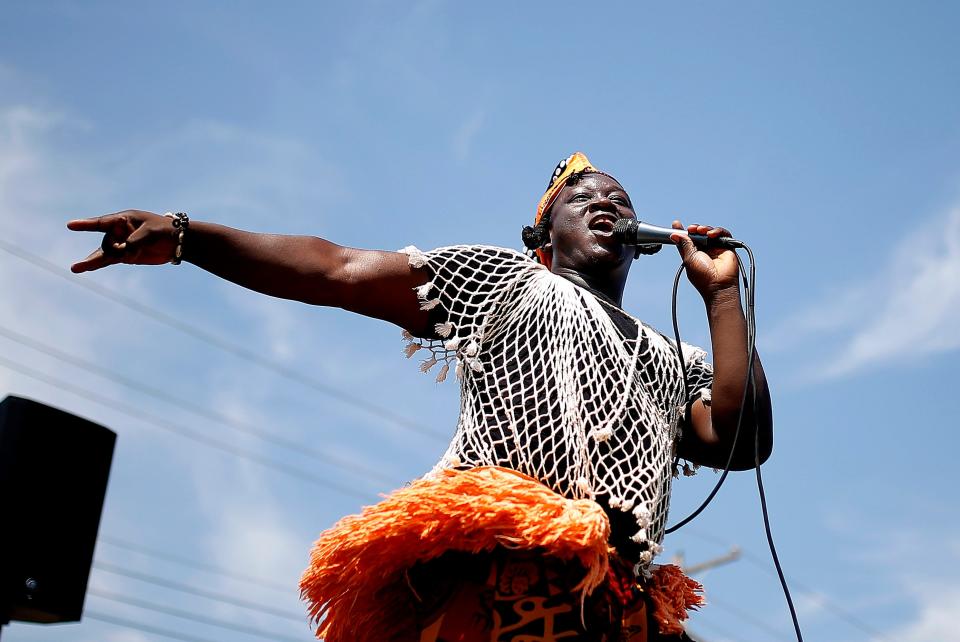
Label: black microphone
xmin=612 ymin=219 xmax=741 ymax=250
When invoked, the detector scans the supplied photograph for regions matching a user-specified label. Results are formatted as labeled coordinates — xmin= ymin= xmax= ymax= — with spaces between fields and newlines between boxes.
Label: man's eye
xmin=570 ymin=193 xmax=590 ymax=202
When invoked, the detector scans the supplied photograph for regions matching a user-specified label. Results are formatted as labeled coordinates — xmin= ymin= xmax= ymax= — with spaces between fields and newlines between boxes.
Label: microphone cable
xmin=665 ymin=242 xmax=754 ymax=533
xmin=661 ymin=240 xmax=804 ymax=642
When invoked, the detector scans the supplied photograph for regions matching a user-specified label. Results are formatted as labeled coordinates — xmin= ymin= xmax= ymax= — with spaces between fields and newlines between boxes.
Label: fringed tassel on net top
xmin=646 ymin=563 xmax=705 ymax=635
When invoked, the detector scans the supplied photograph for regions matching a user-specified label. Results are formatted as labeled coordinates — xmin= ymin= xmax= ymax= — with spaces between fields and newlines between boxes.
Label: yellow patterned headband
xmin=531 ymin=152 xmax=613 ymax=267
xmin=535 ymin=151 xmax=600 ymax=227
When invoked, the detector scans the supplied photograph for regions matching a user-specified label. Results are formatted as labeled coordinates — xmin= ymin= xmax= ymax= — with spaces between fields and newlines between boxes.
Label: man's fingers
xmin=66 ymin=211 xmax=136 ymax=232
xmin=686 ymin=223 xmax=733 ymax=238
xmin=670 ymin=230 xmax=697 ymax=262
xmin=66 ymin=218 xmax=104 ymax=232
xmin=71 ymin=248 xmax=119 ymax=274
xmin=67 ymin=214 xmax=114 ymax=232
xmin=671 ymin=219 xmax=714 ymax=265
xmin=100 ymin=233 xmax=128 ymax=257
xmin=707 ymin=226 xmax=732 ymax=238
xmin=669 ymin=219 xmax=692 ymax=254
xmin=67 ymin=210 xmax=157 ymax=273
xmin=124 ymin=223 xmax=152 ymax=248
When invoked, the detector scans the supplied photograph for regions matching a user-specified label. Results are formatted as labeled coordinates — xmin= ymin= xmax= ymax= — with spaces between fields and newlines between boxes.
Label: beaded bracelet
xmin=163 ymin=212 xmax=189 ymax=265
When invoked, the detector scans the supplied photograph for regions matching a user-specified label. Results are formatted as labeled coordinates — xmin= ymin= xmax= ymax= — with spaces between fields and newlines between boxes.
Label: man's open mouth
xmin=588 ymin=215 xmax=618 ymax=234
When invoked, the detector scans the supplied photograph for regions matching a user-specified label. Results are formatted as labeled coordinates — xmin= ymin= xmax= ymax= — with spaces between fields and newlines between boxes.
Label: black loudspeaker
xmin=0 ymin=395 xmax=116 ymax=625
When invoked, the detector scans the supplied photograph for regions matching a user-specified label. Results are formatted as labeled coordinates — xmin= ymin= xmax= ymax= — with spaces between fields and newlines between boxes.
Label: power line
xmin=682 ymin=528 xmax=890 ymax=641
xmin=0 ymin=324 xmax=396 ymax=485
xmin=0 ymin=355 xmax=375 ymax=501
xmin=93 ymin=560 xmax=306 ymax=622
xmin=686 ymin=620 xmax=744 ymax=642
xmin=738 ymin=547 xmax=888 ymax=641
xmin=89 ymin=563 xmax=789 ymax=642
xmin=85 ymin=610 xmax=222 ymax=642
xmin=87 ymin=588 xmax=310 ymax=642
xmin=0 ymin=239 xmax=446 ymax=441
xmin=98 ymin=535 xmax=291 ymax=593
xmin=679 ymin=548 xmax=786 ymax=642
xmin=707 ymin=594 xmax=797 ymax=642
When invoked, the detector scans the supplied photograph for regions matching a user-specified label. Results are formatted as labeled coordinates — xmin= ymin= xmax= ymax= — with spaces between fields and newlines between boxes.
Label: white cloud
xmin=182 ymin=427 xmax=312 ymax=630
xmin=452 ymin=108 xmax=485 ymax=162
xmin=107 ymin=118 xmax=345 ymax=229
xmin=207 ymin=499 xmax=306 ymax=587
xmin=0 ymin=105 xmax=59 ymax=182
xmin=766 ymin=204 xmax=960 ymax=380
xmin=0 ymin=103 xmax=149 ymax=410
xmin=105 ymin=631 xmax=150 ymax=642
xmin=826 ymin=206 xmax=960 ymax=375
xmin=795 ymin=590 xmax=829 ymax=619
xmin=891 ymin=584 xmax=960 ymax=642
xmin=107 ymin=631 xmax=149 ymax=642
xmin=818 ymin=521 xmax=960 ymax=641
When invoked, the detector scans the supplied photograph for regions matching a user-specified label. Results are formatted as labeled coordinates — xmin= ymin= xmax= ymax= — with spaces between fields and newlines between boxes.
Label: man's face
xmin=546 ymin=172 xmax=637 ymax=274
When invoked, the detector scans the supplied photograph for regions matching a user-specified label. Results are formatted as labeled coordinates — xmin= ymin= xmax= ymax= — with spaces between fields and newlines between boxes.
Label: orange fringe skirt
xmin=300 ymin=467 xmax=702 ymax=641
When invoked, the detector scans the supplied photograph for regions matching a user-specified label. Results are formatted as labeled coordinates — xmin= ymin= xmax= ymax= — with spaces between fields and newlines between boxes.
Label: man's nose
xmin=587 ymin=196 xmax=617 ymax=213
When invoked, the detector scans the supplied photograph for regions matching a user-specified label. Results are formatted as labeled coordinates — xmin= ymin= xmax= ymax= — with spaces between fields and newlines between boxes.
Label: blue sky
xmin=2 ymin=2 xmax=959 ymax=640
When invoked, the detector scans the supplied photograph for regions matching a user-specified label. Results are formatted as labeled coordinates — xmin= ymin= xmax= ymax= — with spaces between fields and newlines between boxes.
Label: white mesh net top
xmin=400 ymin=245 xmax=713 ymax=565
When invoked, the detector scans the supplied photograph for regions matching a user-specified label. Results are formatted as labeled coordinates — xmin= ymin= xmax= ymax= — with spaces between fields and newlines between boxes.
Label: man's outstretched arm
xmin=68 ymin=210 xmax=431 ymax=335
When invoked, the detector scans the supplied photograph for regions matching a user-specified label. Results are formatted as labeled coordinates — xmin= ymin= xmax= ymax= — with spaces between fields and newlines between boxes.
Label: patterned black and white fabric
xmin=400 ymin=245 xmax=713 ymax=566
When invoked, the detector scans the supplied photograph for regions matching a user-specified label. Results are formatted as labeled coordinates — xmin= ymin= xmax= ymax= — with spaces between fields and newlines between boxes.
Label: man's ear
xmin=541 ymin=242 xmax=553 ymax=269
xmin=541 ymin=225 xmax=552 ymax=255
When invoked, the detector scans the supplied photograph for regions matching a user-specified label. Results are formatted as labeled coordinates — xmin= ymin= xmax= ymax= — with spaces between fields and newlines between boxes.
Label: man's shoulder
xmin=405 ymin=244 xmax=532 ymax=260
xmin=400 ymin=244 xmax=541 ymax=276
